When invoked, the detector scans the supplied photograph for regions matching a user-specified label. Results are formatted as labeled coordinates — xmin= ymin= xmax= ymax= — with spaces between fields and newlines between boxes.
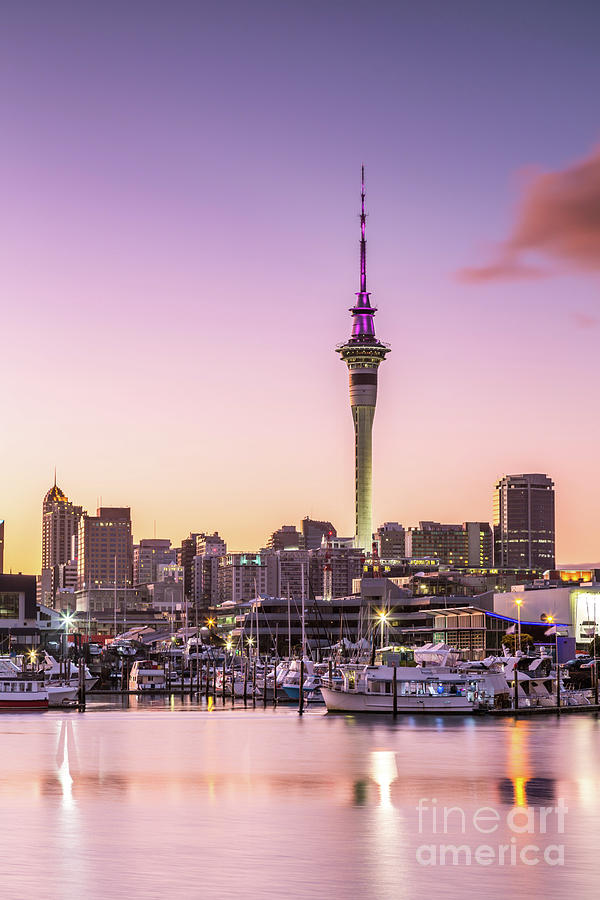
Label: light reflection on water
xmin=1 ymin=698 xmax=599 ymax=899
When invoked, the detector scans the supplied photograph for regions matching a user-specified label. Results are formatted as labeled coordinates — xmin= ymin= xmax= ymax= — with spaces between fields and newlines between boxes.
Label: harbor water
xmin=1 ymin=697 xmax=599 ymax=899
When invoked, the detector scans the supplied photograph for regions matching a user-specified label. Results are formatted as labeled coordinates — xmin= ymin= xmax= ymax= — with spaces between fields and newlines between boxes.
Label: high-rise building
xmin=0 ymin=519 xmax=4 ymax=574
xmin=493 ymin=474 xmax=555 ymax=570
xmin=301 ymin=517 xmax=337 ymax=551
xmin=40 ymin=480 xmax=84 ymax=605
xmin=42 ymin=480 xmax=83 ymax=571
xmin=177 ymin=533 xmax=201 ymax=599
xmin=404 ymin=522 xmax=493 ymax=567
xmin=133 ymin=539 xmax=176 ymax=585
xmin=465 ymin=522 xmax=494 ymax=568
xmin=77 ymin=507 xmax=133 ymax=590
xmin=375 ymin=522 xmax=406 ymax=558
xmin=266 ymin=525 xmax=301 ymax=551
xmin=217 ymin=553 xmax=267 ymax=605
xmin=193 ymin=532 xmax=227 ymax=610
xmin=336 ymin=169 xmax=391 ymax=551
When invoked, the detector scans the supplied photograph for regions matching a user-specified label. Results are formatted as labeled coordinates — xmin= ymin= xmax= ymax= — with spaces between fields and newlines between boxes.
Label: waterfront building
xmin=73 ymin=585 xmax=149 ymax=615
xmin=336 ymin=169 xmax=391 ymax=551
xmin=0 ymin=573 xmax=39 ymax=651
xmin=77 ymin=507 xmax=133 ymax=590
xmin=214 ymin=593 xmax=367 ymax=655
xmin=133 ymin=539 xmax=176 ymax=585
xmin=493 ymin=473 xmax=556 ymax=569
xmin=301 ymin=517 xmax=337 ymax=550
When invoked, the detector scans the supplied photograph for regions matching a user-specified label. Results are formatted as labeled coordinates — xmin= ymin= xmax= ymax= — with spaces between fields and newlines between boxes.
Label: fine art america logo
xmin=415 ymin=798 xmax=567 ymax=867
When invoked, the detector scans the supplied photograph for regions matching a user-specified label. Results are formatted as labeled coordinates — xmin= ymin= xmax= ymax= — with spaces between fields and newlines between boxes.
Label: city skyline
xmin=2 ymin=3 xmax=600 ymax=571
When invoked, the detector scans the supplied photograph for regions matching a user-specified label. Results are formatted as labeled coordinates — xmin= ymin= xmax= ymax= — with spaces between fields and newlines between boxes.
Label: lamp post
xmin=61 ymin=612 xmax=74 ymax=682
xmin=515 ymin=598 xmax=523 ymax=653
xmin=377 ymin=610 xmax=389 ymax=650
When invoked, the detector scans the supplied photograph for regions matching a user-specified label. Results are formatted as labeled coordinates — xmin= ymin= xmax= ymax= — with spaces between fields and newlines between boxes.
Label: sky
xmin=1 ymin=0 xmax=599 ymax=573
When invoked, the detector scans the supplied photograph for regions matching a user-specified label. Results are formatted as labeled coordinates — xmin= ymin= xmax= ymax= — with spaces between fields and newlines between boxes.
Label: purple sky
xmin=2 ymin=1 xmax=599 ymax=572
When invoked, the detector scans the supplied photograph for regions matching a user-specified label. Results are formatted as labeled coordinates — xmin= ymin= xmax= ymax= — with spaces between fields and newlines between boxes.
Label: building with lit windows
xmin=493 ymin=473 xmax=555 ymax=569
xmin=133 ymin=539 xmax=176 ymax=585
xmin=404 ymin=521 xmax=492 ymax=567
xmin=77 ymin=507 xmax=133 ymax=590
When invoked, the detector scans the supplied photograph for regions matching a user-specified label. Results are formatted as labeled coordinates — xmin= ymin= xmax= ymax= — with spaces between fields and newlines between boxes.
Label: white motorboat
xmin=129 ymin=660 xmax=166 ymax=691
xmin=41 ymin=653 xmax=97 ymax=692
xmin=281 ymin=659 xmax=325 ymax=702
xmin=0 ymin=661 xmax=48 ymax=711
xmin=47 ymin=684 xmax=79 ymax=706
xmin=321 ymin=663 xmax=504 ymax=713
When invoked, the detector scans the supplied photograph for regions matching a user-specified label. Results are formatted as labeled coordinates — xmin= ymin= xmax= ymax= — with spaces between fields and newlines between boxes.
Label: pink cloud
xmin=459 ymin=146 xmax=600 ymax=282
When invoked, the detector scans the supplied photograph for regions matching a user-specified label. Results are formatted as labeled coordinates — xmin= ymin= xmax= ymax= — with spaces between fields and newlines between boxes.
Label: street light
xmin=60 ymin=612 xmax=75 ymax=681
xmin=376 ymin=610 xmax=389 ymax=650
xmin=514 ymin=598 xmax=523 ymax=653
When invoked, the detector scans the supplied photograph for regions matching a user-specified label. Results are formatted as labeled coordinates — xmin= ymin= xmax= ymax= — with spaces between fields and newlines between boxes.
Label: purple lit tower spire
xmin=336 ymin=167 xmax=391 ymax=552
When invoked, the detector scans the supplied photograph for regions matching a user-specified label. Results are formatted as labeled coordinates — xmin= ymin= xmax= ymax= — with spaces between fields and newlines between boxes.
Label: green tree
xmin=502 ymin=633 xmax=534 ymax=653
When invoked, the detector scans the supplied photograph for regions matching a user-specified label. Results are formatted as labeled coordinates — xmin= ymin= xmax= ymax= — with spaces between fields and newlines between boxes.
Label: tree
xmin=502 ymin=633 xmax=534 ymax=654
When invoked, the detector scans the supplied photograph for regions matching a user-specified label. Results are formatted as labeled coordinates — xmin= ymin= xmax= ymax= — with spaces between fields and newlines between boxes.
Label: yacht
xmin=129 ymin=661 xmax=166 ymax=692
xmin=0 ymin=661 xmax=48 ymax=711
xmin=321 ymin=663 xmax=505 ymax=713
xmin=41 ymin=653 xmax=97 ymax=692
xmin=281 ymin=659 xmax=324 ymax=702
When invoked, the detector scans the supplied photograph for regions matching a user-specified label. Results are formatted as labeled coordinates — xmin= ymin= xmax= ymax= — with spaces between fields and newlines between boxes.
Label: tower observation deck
xmin=336 ymin=168 xmax=391 ymax=552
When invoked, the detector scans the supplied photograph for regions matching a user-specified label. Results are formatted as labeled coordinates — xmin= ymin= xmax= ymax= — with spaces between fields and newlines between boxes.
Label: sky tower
xmin=336 ymin=168 xmax=391 ymax=552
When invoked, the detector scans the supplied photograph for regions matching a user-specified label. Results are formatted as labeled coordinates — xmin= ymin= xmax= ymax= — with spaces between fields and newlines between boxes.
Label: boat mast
xmin=301 ymin=563 xmax=306 ymax=659
xmin=287 ymin=582 xmax=291 ymax=659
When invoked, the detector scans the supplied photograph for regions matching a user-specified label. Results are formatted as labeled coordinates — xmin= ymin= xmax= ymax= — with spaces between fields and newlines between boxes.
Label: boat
xmin=281 ymin=659 xmax=324 ymax=702
xmin=0 ymin=661 xmax=48 ymax=711
xmin=41 ymin=653 xmax=97 ymax=692
xmin=128 ymin=661 xmax=166 ymax=692
xmin=321 ymin=663 xmax=503 ymax=713
xmin=47 ymin=684 xmax=79 ymax=706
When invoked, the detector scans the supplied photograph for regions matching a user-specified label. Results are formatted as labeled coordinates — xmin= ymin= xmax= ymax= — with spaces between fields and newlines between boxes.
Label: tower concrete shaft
xmin=336 ymin=168 xmax=390 ymax=552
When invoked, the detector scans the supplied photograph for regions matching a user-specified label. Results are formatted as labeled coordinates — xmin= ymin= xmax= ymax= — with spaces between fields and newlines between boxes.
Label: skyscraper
xmin=301 ymin=517 xmax=337 ymax=551
xmin=42 ymin=479 xmax=83 ymax=570
xmin=133 ymin=539 xmax=176 ymax=585
xmin=336 ymin=169 xmax=391 ymax=551
xmin=0 ymin=519 xmax=4 ymax=573
xmin=493 ymin=474 xmax=556 ymax=570
xmin=40 ymin=480 xmax=83 ymax=605
xmin=77 ymin=507 xmax=133 ymax=590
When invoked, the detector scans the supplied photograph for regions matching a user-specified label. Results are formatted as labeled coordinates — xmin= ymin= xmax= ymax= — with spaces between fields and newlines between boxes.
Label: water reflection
xmin=0 ymin=702 xmax=598 ymax=900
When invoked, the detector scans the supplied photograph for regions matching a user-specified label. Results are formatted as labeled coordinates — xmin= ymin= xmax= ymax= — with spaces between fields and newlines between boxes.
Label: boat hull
xmin=321 ymin=686 xmax=476 ymax=714
xmin=0 ymin=698 xmax=48 ymax=711
xmin=47 ymin=686 xmax=79 ymax=706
